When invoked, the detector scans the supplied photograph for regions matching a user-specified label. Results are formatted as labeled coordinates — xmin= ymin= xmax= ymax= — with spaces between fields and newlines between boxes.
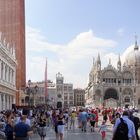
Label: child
xmin=99 ymin=120 xmax=107 ymax=140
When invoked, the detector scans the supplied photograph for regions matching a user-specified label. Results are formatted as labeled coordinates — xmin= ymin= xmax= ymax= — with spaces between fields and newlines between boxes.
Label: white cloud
xmin=26 ymin=26 xmax=117 ymax=88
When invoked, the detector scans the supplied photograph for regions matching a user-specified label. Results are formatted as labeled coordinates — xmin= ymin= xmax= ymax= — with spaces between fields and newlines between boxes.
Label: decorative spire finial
xmin=93 ymin=57 xmax=95 ymax=65
xmin=134 ymin=34 xmax=139 ymax=50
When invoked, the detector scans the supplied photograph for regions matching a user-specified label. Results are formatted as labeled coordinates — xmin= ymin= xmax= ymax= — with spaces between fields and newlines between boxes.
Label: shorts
xmin=57 ymin=125 xmax=64 ymax=134
xmin=37 ymin=126 xmax=47 ymax=137
xmin=101 ymin=131 xmax=106 ymax=138
xmin=90 ymin=121 xmax=95 ymax=127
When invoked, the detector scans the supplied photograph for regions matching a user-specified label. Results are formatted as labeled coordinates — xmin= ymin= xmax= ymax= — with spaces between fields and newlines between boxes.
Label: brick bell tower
xmin=0 ymin=0 xmax=26 ymax=106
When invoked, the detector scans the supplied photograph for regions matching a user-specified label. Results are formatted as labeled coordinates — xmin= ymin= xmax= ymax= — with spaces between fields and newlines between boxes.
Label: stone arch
xmin=102 ymin=70 xmax=117 ymax=79
xmin=122 ymin=71 xmax=133 ymax=84
xmin=104 ymin=88 xmax=118 ymax=100
xmin=95 ymin=89 xmax=101 ymax=95
xmin=94 ymin=89 xmax=102 ymax=107
xmin=102 ymin=70 xmax=117 ymax=84
xmin=122 ymin=88 xmax=133 ymax=107
xmin=94 ymin=89 xmax=101 ymax=100
xmin=25 ymin=96 xmax=29 ymax=103
xmin=122 ymin=88 xmax=133 ymax=95
xmin=122 ymin=71 xmax=133 ymax=79
xmin=104 ymin=88 xmax=118 ymax=108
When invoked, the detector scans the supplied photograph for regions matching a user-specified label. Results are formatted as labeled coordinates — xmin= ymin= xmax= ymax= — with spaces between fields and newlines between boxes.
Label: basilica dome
xmin=123 ymin=41 xmax=140 ymax=66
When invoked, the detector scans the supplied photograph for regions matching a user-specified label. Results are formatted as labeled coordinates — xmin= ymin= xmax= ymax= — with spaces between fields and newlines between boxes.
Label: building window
xmin=21 ymin=99 xmax=24 ymax=103
xmin=124 ymin=96 xmax=130 ymax=102
xmin=64 ymin=96 xmax=68 ymax=100
xmin=68 ymin=86 xmax=72 ymax=91
xmin=69 ymin=101 xmax=73 ymax=105
xmin=134 ymin=88 xmax=136 ymax=93
xmin=138 ymin=98 xmax=140 ymax=105
xmin=69 ymin=96 xmax=73 ymax=100
xmin=64 ymin=86 xmax=67 ymax=91
xmin=69 ymin=92 xmax=73 ymax=95
xmin=64 ymin=101 xmax=67 ymax=105
xmin=57 ymin=94 xmax=62 ymax=98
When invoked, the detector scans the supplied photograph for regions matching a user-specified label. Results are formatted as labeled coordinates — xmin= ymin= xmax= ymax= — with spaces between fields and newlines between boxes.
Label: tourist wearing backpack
xmin=112 ymin=111 xmax=136 ymax=140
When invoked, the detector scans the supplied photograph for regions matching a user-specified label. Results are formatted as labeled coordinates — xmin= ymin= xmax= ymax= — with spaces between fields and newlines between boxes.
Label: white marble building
xmin=0 ymin=33 xmax=17 ymax=111
xmin=85 ymin=39 xmax=140 ymax=109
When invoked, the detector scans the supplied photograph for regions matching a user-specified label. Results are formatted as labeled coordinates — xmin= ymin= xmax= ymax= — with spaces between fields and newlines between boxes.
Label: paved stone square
xmin=30 ymin=117 xmax=113 ymax=140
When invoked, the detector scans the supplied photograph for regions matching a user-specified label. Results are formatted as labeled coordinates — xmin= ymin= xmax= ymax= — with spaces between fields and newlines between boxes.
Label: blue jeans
xmin=81 ymin=121 xmax=87 ymax=131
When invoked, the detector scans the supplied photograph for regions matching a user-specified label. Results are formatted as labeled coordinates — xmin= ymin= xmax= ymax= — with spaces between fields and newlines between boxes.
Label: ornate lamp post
xmin=28 ymin=79 xmax=31 ymax=108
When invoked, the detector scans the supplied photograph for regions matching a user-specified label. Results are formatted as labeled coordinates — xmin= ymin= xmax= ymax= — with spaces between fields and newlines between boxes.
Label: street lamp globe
xmin=28 ymin=80 xmax=31 ymax=86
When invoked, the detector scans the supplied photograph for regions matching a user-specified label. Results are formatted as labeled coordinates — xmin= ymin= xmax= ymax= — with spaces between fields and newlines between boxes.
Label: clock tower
xmin=56 ymin=72 xmax=64 ymax=108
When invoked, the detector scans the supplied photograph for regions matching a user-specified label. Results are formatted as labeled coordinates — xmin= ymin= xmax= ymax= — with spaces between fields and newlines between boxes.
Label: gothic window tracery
xmin=123 ymin=88 xmax=133 ymax=96
xmin=122 ymin=71 xmax=133 ymax=84
xmin=102 ymin=70 xmax=117 ymax=84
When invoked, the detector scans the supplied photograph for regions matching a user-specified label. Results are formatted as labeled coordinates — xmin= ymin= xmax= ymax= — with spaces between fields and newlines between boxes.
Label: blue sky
xmin=25 ymin=0 xmax=140 ymax=87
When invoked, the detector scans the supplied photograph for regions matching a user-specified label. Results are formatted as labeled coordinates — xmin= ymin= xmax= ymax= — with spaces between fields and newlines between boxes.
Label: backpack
xmin=113 ymin=118 xmax=129 ymax=140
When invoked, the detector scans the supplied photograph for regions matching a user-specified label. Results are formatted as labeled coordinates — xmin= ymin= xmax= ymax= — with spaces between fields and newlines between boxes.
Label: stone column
xmin=13 ymin=96 xmax=16 ymax=104
xmin=7 ymin=95 xmax=9 ymax=110
xmin=13 ymin=70 xmax=16 ymax=86
xmin=10 ymin=95 xmax=12 ymax=109
xmin=10 ymin=69 xmax=12 ymax=83
xmin=8 ymin=95 xmax=10 ymax=109
xmin=5 ymin=95 xmax=7 ymax=110
xmin=6 ymin=66 xmax=9 ymax=82
xmin=9 ymin=68 xmax=11 ymax=83
xmin=3 ymin=63 xmax=5 ymax=81
xmin=3 ymin=94 xmax=5 ymax=110
xmin=12 ymin=70 xmax=14 ymax=85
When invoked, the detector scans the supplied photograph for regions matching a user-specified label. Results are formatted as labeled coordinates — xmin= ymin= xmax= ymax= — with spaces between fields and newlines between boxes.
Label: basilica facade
xmin=85 ymin=40 xmax=140 ymax=109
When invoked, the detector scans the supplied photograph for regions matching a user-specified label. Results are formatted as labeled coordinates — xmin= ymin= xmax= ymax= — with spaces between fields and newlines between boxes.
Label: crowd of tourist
xmin=0 ymin=107 xmax=140 ymax=140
